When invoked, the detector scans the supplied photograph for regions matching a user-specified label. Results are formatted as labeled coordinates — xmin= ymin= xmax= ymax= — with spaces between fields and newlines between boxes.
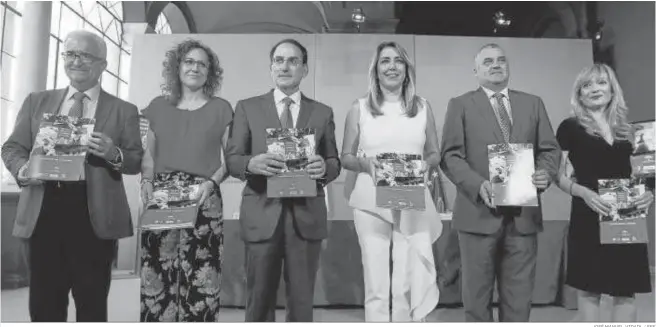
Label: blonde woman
xmin=341 ymin=41 xmax=443 ymax=322
xmin=555 ymin=63 xmax=654 ymax=322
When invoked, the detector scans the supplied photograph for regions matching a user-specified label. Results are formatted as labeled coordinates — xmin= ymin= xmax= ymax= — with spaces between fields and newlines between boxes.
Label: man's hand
xmin=247 ymin=153 xmax=285 ymax=176
xmin=88 ymin=132 xmax=118 ymax=161
xmin=479 ymin=180 xmax=495 ymax=209
xmin=16 ymin=161 xmax=43 ymax=186
xmin=532 ymin=169 xmax=551 ymax=191
xmin=306 ymin=155 xmax=326 ymax=180
xmin=634 ymin=190 xmax=654 ymax=211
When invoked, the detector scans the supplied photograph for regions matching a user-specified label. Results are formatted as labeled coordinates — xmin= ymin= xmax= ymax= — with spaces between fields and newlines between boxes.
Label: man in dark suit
xmin=1 ymin=30 xmax=142 ymax=321
xmin=440 ymin=43 xmax=560 ymax=322
xmin=225 ymin=39 xmax=340 ymax=322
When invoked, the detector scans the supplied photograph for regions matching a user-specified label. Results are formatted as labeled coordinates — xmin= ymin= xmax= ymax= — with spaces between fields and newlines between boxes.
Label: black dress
xmin=556 ymin=117 xmax=653 ymax=296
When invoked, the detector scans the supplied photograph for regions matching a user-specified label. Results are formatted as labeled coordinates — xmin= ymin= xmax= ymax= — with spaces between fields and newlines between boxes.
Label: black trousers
xmin=244 ymin=202 xmax=322 ymax=322
xmin=29 ymin=182 xmax=116 ymax=322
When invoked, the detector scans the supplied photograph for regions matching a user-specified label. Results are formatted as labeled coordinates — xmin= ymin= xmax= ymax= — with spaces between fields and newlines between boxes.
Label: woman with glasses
xmin=139 ymin=39 xmax=233 ymax=322
xmin=341 ymin=41 xmax=443 ymax=322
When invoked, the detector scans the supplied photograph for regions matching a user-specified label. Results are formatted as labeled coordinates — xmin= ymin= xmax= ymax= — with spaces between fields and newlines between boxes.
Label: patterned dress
xmin=140 ymin=186 xmax=224 ymax=322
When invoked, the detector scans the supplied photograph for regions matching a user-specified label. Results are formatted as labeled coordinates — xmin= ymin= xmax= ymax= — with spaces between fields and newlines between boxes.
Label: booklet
xmin=266 ymin=128 xmax=317 ymax=198
xmin=375 ymin=153 xmax=425 ymax=210
xmin=140 ymin=171 xmax=204 ymax=230
xmin=27 ymin=113 xmax=95 ymax=181
xmin=598 ymin=178 xmax=649 ymax=244
xmin=488 ymin=143 xmax=538 ymax=207
xmin=630 ymin=121 xmax=654 ymax=177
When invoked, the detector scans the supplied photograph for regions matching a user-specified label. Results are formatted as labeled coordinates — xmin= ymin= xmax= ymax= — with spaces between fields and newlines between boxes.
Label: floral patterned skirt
xmin=140 ymin=189 xmax=224 ymax=322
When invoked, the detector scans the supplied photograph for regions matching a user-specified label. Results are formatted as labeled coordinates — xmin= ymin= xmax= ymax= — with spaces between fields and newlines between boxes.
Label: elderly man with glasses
xmin=1 ymin=29 xmax=143 ymax=322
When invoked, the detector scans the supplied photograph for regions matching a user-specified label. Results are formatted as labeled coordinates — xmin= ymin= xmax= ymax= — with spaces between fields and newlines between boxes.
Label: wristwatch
xmin=108 ymin=147 xmax=123 ymax=170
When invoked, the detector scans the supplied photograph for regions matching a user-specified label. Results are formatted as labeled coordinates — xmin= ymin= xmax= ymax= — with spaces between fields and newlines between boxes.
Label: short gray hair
xmin=64 ymin=30 xmax=107 ymax=60
xmin=474 ymin=43 xmax=504 ymax=65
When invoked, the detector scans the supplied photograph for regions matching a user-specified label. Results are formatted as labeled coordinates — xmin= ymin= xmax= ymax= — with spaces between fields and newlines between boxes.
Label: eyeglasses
xmin=182 ymin=58 xmax=208 ymax=70
xmin=61 ymin=51 xmax=102 ymax=64
xmin=272 ymin=56 xmax=302 ymax=67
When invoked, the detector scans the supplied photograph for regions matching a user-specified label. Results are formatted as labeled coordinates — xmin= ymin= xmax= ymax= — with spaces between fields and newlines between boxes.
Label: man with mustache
xmin=1 ymin=30 xmax=143 ymax=321
xmin=225 ymin=39 xmax=340 ymax=322
xmin=440 ymin=43 xmax=560 ymax=322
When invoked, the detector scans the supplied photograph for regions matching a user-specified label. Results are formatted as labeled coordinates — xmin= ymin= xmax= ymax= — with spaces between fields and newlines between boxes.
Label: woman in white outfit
xmin=341 ymin=41 xmax=443 ymax=322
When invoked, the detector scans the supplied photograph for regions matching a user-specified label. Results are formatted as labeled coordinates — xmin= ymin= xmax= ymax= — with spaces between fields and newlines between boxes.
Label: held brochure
xmin=27 ymin=113 xmax=95 ymax=181
xmin=487 ymin=143 xmax=538 ymax=207
xmin=374 ymin=152 xmax=425 ymax=210
xmin=140 ymin=171 xmax=204 ymax=230
xmin=598 ymin=178 xmax=648 ymax=244
xmin=266 ymin=128 xmax=317 ymax=198
xmin=630 ymin=121 xmax=654 ymax=177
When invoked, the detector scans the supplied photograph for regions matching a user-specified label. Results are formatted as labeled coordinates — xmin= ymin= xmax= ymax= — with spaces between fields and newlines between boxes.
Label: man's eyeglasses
xmin=182 ymin=58 xmax=208 ymax=70
xmin=272 ymin=56 xmax=302 ymax=67
xmin=61 ymin=51 xmax=102 ymax=64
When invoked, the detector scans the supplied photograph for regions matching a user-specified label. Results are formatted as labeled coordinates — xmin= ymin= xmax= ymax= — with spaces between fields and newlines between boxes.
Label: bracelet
xmin=568 ymin=182 xmax=574 ymax=196
xmin=141 ymin=178 xmax=153 ymax=186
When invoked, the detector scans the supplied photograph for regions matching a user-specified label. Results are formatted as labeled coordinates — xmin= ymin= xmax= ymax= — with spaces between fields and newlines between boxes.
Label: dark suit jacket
xmin=440 ymin=88 xmax=561 ymax=235
xmin=226 ymin=90 xmax=340 ymax=242
xmin=1 ymin=88 xmax=143 ymax=239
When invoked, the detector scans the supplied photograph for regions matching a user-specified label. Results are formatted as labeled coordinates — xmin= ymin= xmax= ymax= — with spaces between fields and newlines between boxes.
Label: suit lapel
xmin=93 ymin=90 xmax=113 ymax=132
xmin=473 ymin=88 xmax=504 ymax=143
xmin=508 ymin=90 xmax=524 ymax=142
xmin=296 ymin=93 xmax=314 ymax=129
xmin=264 ymin=90 xmax=282 ymax=129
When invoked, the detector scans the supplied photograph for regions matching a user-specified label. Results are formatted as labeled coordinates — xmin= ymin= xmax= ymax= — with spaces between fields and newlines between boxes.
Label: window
xmin=1 ymin=1 xmax=22 ymax=185
xmin=155 ymin=11 xmax=171 ymax=34
xmin=47 ymin=1 xmax=129 ymax=100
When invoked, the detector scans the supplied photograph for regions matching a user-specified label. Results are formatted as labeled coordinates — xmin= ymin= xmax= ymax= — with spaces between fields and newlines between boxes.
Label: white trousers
xmin=354 ymin=209 xmax=414 ymax=322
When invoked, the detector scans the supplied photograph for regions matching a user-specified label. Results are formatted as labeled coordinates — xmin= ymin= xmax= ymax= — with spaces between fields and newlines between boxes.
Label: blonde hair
xmin=366 ymin=41 xmax=419 ymax=117
xmin=570 ymin=63 xmax=631 ymax=140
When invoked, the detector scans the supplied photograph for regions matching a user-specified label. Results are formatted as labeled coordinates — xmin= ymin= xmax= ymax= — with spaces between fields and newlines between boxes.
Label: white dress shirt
xmin=273 ymin=88 xmax=301 ymax=127
xmin=59 ymin=83 xmax=101 ymax=118
xmin=481 ymin=86 xmax=512 ymax=124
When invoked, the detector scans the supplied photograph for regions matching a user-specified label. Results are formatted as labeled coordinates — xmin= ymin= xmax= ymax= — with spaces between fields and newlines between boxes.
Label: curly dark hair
xmin=160 ymin=39 xmax=223 ymax=104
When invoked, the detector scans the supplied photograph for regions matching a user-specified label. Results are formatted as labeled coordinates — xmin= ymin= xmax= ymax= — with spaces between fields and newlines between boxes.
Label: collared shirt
xmin=481 ymin=86 xmax=512 ymax=124
xmin=273 ymin=88 xmax=301 ymax=127
xmin=59 ymin=83 xmax=101 ymax=118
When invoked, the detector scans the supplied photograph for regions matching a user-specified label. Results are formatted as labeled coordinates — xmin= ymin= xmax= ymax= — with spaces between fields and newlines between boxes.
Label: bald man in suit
xmin=440 ymin=43 xmax=560 ymax=322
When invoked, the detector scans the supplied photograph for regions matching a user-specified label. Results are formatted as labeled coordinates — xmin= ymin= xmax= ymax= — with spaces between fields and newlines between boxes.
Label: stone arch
xmin=146 ymin=1 xmax=197 ymax=33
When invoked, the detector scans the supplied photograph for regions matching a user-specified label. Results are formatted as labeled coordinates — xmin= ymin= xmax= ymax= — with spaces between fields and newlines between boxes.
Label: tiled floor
xmin=2 ymin=277 xmax=654 ymax=322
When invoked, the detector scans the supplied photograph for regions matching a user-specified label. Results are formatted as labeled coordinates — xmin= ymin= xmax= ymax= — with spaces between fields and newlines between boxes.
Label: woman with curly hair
xmin=139 ymin=39 xmax=233 ymax=322
xmin=555 ymin=63 xmax=654 ymax=322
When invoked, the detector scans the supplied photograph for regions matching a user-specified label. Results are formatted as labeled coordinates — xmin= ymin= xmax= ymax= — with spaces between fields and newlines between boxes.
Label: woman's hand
xmin=197 ymin=180 xmax=215 ymax=205
xmin=141 ymin=180 xmax=153 ymax=205
xmin=633 ymin=190 xmax=654 ymax=211
xmin=580 ymin=187 xmax=612 ymax=216
xmin=367 ymin=157 xmax=383 ymax=177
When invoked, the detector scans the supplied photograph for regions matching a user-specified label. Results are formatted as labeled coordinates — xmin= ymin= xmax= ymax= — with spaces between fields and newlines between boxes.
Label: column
xmin=6 ymin=1 xmax=52 ymax=137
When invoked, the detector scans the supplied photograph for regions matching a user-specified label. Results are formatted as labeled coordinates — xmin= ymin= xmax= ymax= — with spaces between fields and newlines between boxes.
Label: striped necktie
xmin=492 ymin=93 xmax=512 ymax=143
xmin=280 ymin=97 xmax=294 ymax=129
xmin=69 ymin=92 xmax=87 ymax=118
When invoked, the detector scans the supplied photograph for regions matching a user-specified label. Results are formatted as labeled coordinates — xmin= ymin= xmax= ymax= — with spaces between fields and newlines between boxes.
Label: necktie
xmin=69 ymin=92 xmax=87 ymax=118
xmin=280 ymin=97 xmax=294 ymax=129
xmin=492 ymin=93 xmax=512 ymax=143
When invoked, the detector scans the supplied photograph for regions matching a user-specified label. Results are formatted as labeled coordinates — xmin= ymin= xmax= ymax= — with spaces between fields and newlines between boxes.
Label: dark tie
xmin=68 ymin=92 xmax=87 ymax=118
xmin=280 ymin=97 xmax=294 ymax=129
xmin=493 ymin=93 xmax=512 ymax=143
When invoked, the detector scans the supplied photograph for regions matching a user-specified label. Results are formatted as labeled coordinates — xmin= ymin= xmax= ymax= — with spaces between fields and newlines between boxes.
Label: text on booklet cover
xmin=27 ymin=113 xmax=95 ymax=181
xmin=598 ymin=178 xmax=649 ymax=244
xmin=488 ymin=143 xmax=538 ymax=207
xmin=375 ymin=153 xmax=425 ymax=210
xmin=140 ymin=172 xmax=204 ymax=230
xmin=266 ymin=128 xmax=317 ymax=198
